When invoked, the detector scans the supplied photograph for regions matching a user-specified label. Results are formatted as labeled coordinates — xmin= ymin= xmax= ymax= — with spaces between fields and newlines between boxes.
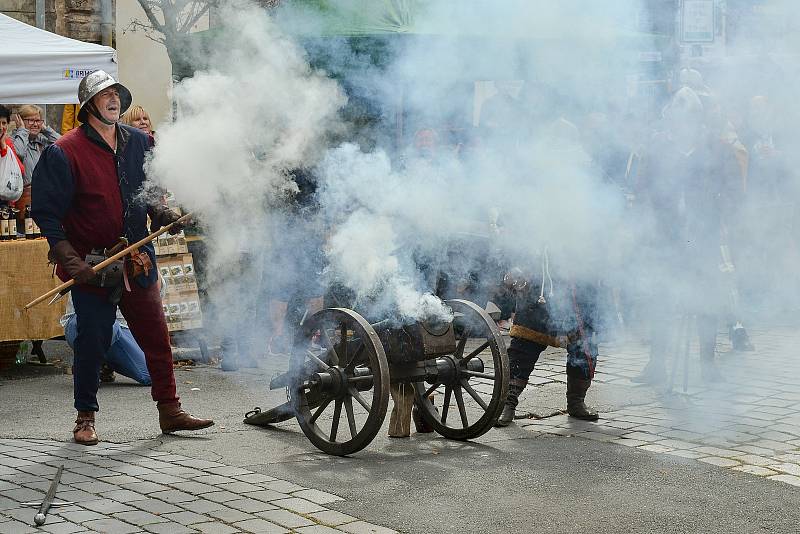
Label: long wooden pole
xmin=24 ymin=213 xmax=193 ymax=310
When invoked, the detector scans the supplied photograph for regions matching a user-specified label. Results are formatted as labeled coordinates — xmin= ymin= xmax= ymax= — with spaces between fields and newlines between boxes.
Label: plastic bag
xmin=0 ymin=147 xmax=23 ymax=201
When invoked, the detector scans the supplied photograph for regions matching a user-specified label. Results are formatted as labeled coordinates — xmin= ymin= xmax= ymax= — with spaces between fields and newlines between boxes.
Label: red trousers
xmin=72 ymin=281 xmax=178 ymax=411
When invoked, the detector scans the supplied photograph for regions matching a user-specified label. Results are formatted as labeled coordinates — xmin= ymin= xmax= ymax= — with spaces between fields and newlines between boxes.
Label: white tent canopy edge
xmin=0 ymin=12 xmax=118 ymax=104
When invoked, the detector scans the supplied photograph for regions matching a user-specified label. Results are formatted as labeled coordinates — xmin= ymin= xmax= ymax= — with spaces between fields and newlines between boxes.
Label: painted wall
xmin=116 ymin=0 xmax=173 ymax=128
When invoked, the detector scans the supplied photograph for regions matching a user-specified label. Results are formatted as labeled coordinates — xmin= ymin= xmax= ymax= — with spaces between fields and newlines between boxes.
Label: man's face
xmin=92 ymin=87 xmax=121 ymax=123
xmin=22 ymin=113 xmax=43 ymax=136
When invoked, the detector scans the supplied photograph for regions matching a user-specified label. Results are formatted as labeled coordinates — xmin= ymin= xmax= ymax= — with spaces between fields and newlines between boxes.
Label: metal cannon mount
xmin=245 ymin=299 xmax=509 ymax=456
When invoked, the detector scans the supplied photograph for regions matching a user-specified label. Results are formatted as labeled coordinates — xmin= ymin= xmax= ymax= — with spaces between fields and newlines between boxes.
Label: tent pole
xmin=35 ymin=0 xmax=45 ymax=29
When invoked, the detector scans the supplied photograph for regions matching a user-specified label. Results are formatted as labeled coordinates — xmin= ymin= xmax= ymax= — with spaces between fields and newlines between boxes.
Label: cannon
xmin=245 ymin=299 xmax=509 ymax=456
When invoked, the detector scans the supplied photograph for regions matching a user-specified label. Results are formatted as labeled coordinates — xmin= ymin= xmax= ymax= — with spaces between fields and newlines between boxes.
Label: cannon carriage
xmin=246 ymin=299 xmax=509 ymax=456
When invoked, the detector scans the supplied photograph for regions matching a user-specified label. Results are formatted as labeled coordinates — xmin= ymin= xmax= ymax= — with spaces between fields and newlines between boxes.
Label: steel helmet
xmin=77 ymin=70 xmax=132 ymax=123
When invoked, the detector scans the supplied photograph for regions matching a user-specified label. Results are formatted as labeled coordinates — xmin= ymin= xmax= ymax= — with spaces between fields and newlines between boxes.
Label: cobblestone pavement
xmin=513 ymin=322 xmax=800 ymax=487
xmin=0 ymin=438 xmax=395 ymax=534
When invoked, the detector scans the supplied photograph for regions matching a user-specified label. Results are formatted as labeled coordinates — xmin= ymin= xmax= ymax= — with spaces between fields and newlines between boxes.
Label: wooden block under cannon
xmin=388 ymin=382 xmax=415 ymax=438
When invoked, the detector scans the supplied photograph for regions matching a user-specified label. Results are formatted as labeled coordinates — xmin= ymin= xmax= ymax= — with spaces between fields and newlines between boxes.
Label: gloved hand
xmin=48 ymin=240 xmax=97 ymax=285
xmin=149 ymin=205 xmax=184 ymax=235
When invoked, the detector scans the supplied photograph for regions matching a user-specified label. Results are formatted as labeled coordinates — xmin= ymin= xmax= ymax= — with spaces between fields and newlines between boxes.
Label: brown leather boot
xmin=566 ymin=376 xmax=599 ymax=421
xmin=73 ymin=411 xmax=99 ymax=445
xmin=158 ymin=402 xmax=214 ymax=434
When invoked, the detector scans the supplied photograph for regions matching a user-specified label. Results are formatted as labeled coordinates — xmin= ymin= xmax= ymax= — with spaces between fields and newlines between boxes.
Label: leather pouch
xmin=126 ymin=247 xmax=152 ymax=279
xmin=84 ymin=253 xmax=124 ymax=288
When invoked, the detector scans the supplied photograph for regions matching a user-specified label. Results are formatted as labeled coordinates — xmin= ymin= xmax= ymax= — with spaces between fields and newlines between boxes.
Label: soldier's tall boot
xmin=495 ymin=379 xmax=527 ymax=427
xmin=566 ymin=375 xmax=599 ymax=421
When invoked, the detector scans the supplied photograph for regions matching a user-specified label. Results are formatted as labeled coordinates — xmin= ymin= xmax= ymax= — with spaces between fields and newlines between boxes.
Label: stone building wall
xmin=0 ymin=0 xmax=114 ymax=44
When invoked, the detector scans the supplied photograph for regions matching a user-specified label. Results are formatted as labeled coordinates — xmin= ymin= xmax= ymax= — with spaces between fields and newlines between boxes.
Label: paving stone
xmin=638 ymin=444 xmax=674 ymax=453
xmin=193 ymin=475 xmax=237 ymax=485
xmin=692 ymin=446 xmax=746 ymax=458
xmin=174 ymin=459 xmax=225 ymax=470
xmin=263 ymin=480 xmax=305 ymax=493
xmin=149 ymin=490 xmax=198 ymax=504
xmin=206 ymin=506 xmax=255 ymax=523
xmin=289 ymin=489 xmax=342 ymax=505
xmin=204 ymin=491 xmax=241 ymax=503
xmin=242 ymin=490 xmax=289 ymax=503
xmin=732 ymin=465 xmax=777 ymax=476
xmin=767 ymin=474 xmax=800 ymax=487
xmin=192 ymin=522 xmax=241 ymax=534
xmin=665 ymin=450 xmax=705 ymax=459
xmin=0 ymin=497 xmax=18 ymax=511
xmin=172 ymin=481 xmax=220 ymax=495
xmin=295 ymin=526 xmax=347 ymax=534
xmin=338 ymin=521 xmax=398 ymax=534
xmin=233 ymin=473 xmax=277 ymax=484
xmin=0 ymin=519 xmax=38 ymax=534
xmin=114 ymin=510 xmax=170 ymax=525
xmin=131 ymin=498 xmax=183 ymax=515
xmin=106 ymin=489 xmax=151 ymax=502
xmin=40 ymin=520 xmax=85 ymax=533
xmin=232 ymin=518 xmax=289 ymax=533
xmin=143 ymin=522 xmax=201 ymax=534
xmin=227 ymin=498 xmax=278 ymax=514
xmin=205 ymin=466 xmax=253 ymax=477
xmin=80 ymin=498 xmax=135 ymax=514
xmin=100 ymin=474 xmax=141 ymax=485
xmin=112 ymin=465 xmax=157 ymax=477
xmin=162 ymin=510 xmax=211 ymax=525
xmin=257 ymin=509 xmax=315 ymax=528
xmin=180 ymin=499 xmax=227 ymax=514
xmin=120 ymin=481 xmax=172 ymax=494
xmin=3 ymin=486 xmax=43 ymax=502
xmin=217 ymin=481 xmax=265 ymax=494
xmin=138 ymin=473 xmax=187 ymax=485
xmin=737 ymin=454 xmax=777 ymax=467
xmin=57 ymin=509 xmax=107 ymax=523
xmin=767 ymin=463 xmax=800 ymax=476
xmin=308 ymin=511 xmax=358 ymax=527
xmin=82 ymin=517 xmax=142 ymax=533
xmin=697 ymin=457 xmax=741 ymax=468
xmin=271 ymin=498 xmax=325 ymax=514
xmin=614 ymin=438 xmax=647 ymax=447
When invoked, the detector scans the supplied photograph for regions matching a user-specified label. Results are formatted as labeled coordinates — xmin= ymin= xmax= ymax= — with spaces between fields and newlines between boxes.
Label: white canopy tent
xmin=0 ymin=12 xmax=118 ymax=104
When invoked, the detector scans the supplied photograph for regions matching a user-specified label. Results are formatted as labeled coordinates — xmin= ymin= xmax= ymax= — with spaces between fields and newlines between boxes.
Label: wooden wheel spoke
xmin=453 ymin=329 xmax=470 ymax=358
xmin=339 ymin=323 xmax=348 ymax=364
xmin=460 ymin=379 xmax=488 ymax=410
xmin=345 ymin=343 xmax=365 ymax=372
xmin=462 ymin=370 xmax=495 ymax=380
xmin=306 ymin=350 xmax=330 ymax=371
xmin=441 ymin=386 xmax=452 ymax=424
xmin=322 ymin=329 xmax=340 ymax=366
xmin=330 ymin=399 xmax=343 ymax=442
xmin=348 ymin=387 xmax=371 ymax=412
xmin=462 ymin=340 xmax=490 ymax=362
xmin=310 ymin=398 xmax=332 ymax=424
xmin=453 ymin=386 xmax=469 ymax=428
xmin=344 ymin=396 xmax=357 ymax=439
xmin=423 ymin=382 xmax=441 ymax=400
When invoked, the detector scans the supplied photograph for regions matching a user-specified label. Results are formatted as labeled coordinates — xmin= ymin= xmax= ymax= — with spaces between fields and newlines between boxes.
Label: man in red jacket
xmin=32 ymin=71 xmax=213 ymax=445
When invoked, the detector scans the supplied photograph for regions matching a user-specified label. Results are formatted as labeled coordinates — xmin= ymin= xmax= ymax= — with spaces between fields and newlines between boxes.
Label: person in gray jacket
xmin=12 ymin=104 xmax=60 ymax=187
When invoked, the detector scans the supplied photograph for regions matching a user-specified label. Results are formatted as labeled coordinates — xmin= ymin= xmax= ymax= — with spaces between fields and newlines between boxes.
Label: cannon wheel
xmin=413 ymin=299 xmax=509 ymax=440
xmin=288 ymin=308 xmax=389 ymax=456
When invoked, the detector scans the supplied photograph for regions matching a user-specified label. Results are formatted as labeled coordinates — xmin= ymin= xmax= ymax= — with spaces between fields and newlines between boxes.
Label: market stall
xmin=0 ymin=238 xmax=67 ymax=367
xmin=0 ymin=12 xmax=118 ymax=104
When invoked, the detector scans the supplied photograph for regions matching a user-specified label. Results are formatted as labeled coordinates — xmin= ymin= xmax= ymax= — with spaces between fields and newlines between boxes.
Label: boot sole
xmin=161 ymin=421 xmax=215 ymax=434
xmin=74 ymin=438 xmax=99 ymax=446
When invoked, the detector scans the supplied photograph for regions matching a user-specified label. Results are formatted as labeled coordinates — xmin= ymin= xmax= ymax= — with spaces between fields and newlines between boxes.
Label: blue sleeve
xmin=31 ymin=145 xmax=74 ymax=246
